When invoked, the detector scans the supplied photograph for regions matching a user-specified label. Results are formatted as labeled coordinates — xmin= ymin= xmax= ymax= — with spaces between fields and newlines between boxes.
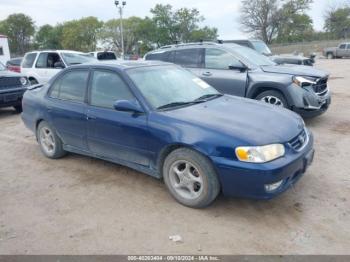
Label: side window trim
xmin=47 ymin=69 xmax=90 ymax=104
xmin=87 ymin=68 xmax=136 ymax=110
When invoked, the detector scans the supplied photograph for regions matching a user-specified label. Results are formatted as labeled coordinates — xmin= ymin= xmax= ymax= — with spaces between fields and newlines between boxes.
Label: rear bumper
xmin=211 ymin=132 xmax=314 ymax=199
xmin=0 ymin=88 xmax=26 ymax=108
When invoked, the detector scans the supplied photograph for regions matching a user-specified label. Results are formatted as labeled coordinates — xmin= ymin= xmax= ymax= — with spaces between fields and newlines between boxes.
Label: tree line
xmin=0 ymin=4 xmax=217 ymax=57
xmin=241 ymin=0 xmax=350 ymax=44
xmin=0 ymin=1 xmax=349 ymax=57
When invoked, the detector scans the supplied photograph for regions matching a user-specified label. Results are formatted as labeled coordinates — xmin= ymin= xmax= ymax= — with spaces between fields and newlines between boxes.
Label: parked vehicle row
xmin=144 ymin=42 xmax=331 ymax=118
xmin=21 ymin=61 xmax=315 ymax=208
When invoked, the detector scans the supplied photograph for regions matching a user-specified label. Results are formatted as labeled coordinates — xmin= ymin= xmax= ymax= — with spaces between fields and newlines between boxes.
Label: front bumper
xmin=211 ymin=132 xmax=314 ymax=199
xmin=288 ymin=84 xmax=331 ymax=118
xmin=0 ymin=88 xmax=27 ymax=108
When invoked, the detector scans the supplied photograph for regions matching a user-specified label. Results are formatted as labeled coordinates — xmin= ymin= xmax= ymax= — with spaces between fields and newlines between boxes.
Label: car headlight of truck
xmin=293 ymin=76 xmax=316 ymax=87
xmin=235 ymin=144 xmax=285 ymax=163
xmin=20 ymin=77 xmax=28 ymax=86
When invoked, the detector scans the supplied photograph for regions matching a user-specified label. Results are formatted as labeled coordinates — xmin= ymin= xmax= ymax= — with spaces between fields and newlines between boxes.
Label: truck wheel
xmin=163 ymin=148 xmax=220 ymax=208
xmin=256 ymin=90 xmax=289 ymax=108
xmin=37 ymin=121 xmax=66 ymax=159
xmin=327 ymin=53 xmax=334 ymax=59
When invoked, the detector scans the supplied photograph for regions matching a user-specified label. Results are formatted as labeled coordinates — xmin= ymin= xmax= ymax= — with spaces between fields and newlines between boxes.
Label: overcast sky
xmin=0 ymin=0 xmax=347 ymax=39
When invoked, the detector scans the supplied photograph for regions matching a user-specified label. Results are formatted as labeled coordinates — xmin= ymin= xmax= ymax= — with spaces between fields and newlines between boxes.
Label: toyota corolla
xmin=21 ymin=61 xmax=314 ymax=208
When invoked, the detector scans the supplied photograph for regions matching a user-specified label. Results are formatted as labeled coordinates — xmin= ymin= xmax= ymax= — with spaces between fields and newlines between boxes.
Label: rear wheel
xmin=163 ymin=148 xmax=220 ymax=208
xmin=37 ymin=121 xmax=66 ymax=159
xmin=256 ymin=90 xmax=288 ymax=108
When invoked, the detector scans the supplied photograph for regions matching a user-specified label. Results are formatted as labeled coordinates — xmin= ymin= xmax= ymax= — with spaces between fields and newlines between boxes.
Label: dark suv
xmin=0 ymin=61 xmax=30 ymax=112
xmin=144 ymin=42 xmax=331 ymax=118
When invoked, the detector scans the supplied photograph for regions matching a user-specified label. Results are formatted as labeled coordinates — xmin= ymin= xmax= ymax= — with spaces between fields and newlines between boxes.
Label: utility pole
xmin=114 ymin=1 xmax=126 ymax=59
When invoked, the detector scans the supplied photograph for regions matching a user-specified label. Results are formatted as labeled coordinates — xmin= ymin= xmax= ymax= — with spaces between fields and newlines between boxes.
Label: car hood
xmin=0 ymin=70 xmax=22 ymax=77
xmin=161 ymin=95 xmax=304 ymax=145
xmin=261 ymin=64 xmax=328 ymax=78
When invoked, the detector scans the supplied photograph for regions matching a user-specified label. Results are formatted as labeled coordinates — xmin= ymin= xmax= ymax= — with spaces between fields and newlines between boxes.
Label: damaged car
xmin=22 ymin=61 xmax=314 ymax=208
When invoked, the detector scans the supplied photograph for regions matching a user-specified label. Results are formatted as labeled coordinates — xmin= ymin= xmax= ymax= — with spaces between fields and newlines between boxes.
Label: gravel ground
xmin=0 ymin=59 xmax=349 ymax=255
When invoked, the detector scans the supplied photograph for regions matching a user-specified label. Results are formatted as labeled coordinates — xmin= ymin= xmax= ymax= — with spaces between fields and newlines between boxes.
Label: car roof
xmin=73 ymin=60 xmax=173 ymax=70
xmin=147 ymin=42 xmax=243 ymax=54
xmin=25 ymin=50 xmax=86 ymax=54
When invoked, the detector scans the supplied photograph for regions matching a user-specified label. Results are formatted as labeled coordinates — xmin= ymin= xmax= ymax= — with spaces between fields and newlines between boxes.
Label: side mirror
xmin=228 ymin=63 xmax=247 ymax=71
xmin=113 ymin=100 xmax=144 ymax=113
xmin=54 ymin=61 xmax=65 ymax=69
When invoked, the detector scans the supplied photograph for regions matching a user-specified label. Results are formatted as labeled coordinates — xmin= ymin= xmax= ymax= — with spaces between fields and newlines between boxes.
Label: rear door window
xmin=174 ymin=49 xmax=203 ymax=68
xmin=97 ymin=52 xmax=117 ymax=60
xmin=22 ymin=53 xmax=37 ymax=68
xmin=49 ymin=70 xmax=89 ymax=102
xmin=36 ymin=52 xmax=62 ymax=68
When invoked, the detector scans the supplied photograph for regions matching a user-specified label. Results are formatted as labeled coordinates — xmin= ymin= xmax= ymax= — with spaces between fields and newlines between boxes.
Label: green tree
xmin=150 ymin=4 xmax=217 ymax=46
xmin=0 ymin=13 xmax=35 ymax=55
xmin=324 ymin=6 xmax=350 ymax=39
xmin=100 ymin=17 xmax=156 ymax=55
xmin=61 ymin=17 xmax=103 ymax=52
xmin=35 ymin=24 xmax=64 ymax=50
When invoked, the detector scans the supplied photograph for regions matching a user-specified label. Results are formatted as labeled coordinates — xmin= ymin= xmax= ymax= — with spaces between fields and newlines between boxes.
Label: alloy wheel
xmin=260 ymin=95 xmax=285 ymax=107
xmin=39 ymin=127 xmax=56 ymax=155
xmin=168 ymin=160 xmax=203 ymax=200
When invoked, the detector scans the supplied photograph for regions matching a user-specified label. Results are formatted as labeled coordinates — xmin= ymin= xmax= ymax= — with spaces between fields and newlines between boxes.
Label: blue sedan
xmin=21 ymin=61 xmax=314 ymax=208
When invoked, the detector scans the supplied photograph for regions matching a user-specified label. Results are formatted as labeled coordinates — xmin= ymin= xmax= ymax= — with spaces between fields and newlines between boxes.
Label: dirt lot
xmin=0 ymin=59 xmax=350 ymax=255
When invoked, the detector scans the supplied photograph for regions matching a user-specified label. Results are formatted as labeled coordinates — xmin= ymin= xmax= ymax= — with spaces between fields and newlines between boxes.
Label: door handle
xmin=202 ymin=72 xmax=212 ymax=77
xmin=86 ymin=115 xmax=97 ymax=120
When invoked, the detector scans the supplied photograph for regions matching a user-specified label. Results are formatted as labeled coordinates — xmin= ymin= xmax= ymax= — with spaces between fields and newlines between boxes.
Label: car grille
xmin=0 ymin=77 xmax=22 ymax=90
xmin=289 ymin=128 xmax=308 ymax=151
xmin=312 ymin=78 xmax=328 ymax=95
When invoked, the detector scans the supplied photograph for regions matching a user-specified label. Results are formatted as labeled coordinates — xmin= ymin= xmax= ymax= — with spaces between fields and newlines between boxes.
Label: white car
xmin=89 ymin=51 xmax=117 ymax=61
xmin=21 ymin=50 xmax=96 ymax=84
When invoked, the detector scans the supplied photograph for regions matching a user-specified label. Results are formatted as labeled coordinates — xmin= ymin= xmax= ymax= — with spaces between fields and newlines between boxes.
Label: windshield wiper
xmin=194 ymin=93 xmax=223 ymax=102
xmin=157 ymin=101 xmax=195 ymax=110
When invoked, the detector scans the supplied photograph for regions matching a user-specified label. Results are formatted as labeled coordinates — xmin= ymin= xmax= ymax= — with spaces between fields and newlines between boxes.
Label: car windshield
xmin=127 ymin=66 xmax=221 ymax=110
xmin=0 ymin=62 xmax=5 ymax=71
xmin=234 ymin=46 xmax=276 ymax=67
xmin=251 ymin=41 xmax=272 ymax=55
xmin=61 ymin=52 xmax=96 ymax=66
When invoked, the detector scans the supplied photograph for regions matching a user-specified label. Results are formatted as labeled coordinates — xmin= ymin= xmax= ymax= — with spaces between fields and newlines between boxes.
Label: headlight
xmin=293 ymin=76 xmax=316 ymax=87
xmin=235 ymin=144 xmax=285 ymax=163
xmin=20 ymin=77 xmax=28 ymax=86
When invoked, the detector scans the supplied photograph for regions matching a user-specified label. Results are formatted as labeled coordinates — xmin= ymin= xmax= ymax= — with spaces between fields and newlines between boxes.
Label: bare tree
xmin=240 ymin=0 xmax=313 ymax=44
xmin=240 ymin=0 xmax=280 ymax=44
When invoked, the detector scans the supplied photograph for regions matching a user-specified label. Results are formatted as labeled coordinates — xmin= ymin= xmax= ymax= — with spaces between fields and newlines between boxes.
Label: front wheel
xmin=327 ymin=53 xmax=334 ymax=59
xmin=37 ymin=121 xmax=66 ymax=159
xmin=255 ymin=90 xmax=288 ymax=108
xmin=163 ymin=148 xmax=220 ymax=208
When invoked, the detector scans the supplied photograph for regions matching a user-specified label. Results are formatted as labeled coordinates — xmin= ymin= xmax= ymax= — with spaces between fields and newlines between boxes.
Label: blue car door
xmin=46 ymin=69 xmax=89 ymax=150
xmin=86 ymin=69 xmax=153 ymax=167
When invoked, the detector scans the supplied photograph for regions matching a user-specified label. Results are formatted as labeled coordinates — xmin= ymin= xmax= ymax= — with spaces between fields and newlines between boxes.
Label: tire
xmin=14 ymin=105 xmax=22 ymax=113
xmin=327 ymin=53 xmax=334 ymax=59
xmin=37 ymin=121 xmax=66 ymax=159
xmin=162 ymin=148 xmax=220 ymax=208
xmin=29 ymin=78 xmax=38 ymax=85
xmin=255 ymin=90 xmax=289 ymax=109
